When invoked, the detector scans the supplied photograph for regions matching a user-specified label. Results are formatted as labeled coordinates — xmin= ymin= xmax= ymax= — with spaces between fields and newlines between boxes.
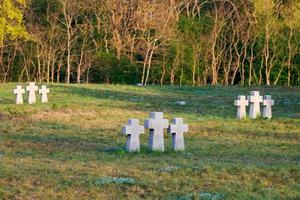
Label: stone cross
xmin=39 ymin=85 xmax=50 ymax=103
xmin=168 ymin=118 xmax=188 ymax=151
xmin=263 ymin=95 xmax=274 ymax=119
xmin=13 ymin=85 xmax=25 ymax=104
xmin=122 ymin=119 xmax=144 ymax=152
xmin=248 ymin=91 xmax=263 ymax=119
xmin=26 ymin=82 xmax=39 ymax=104
xmin=234 ymin=95 xmax=249 ymax=119
xmin=144 ymin=112 xmax=169 ymax=151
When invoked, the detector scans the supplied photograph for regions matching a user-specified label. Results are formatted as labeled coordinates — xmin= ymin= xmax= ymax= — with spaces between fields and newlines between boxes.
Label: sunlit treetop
xmin=0 ymin=0 xmax=30 ymax=46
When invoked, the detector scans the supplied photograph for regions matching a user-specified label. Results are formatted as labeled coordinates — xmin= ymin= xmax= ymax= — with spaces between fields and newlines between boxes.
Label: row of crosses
xmin=13 ymin=82 xmax=50 ymax=104
xmin=122 ymin=112 xmax=189 ymax=152
xmin=234 ymin=91 xmax=274 ymax=119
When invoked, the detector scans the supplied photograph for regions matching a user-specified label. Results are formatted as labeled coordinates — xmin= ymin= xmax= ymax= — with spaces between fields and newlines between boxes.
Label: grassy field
xmin=0 ymin=83 xmax=299 ymax=199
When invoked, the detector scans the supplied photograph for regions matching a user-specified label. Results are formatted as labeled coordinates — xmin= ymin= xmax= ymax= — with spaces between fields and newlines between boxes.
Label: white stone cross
xmin=144 ymin=112 xmax=169 ymax=151
xmin=39 ymin=85 xmax=50 ymax=103
xmin=234 ymin=95 xmax=249 ymax=119
xmin=26 ymin=82 xmax=39 ymax=104
xmin=122 ymin=119 xmax=144 ymax=152
xmin=263 ymin=95 xmax=274 ymax=119
xmin=13 ymin=85 xmax=25 ymax=104
xmin=168 ymin=118 xmax=188 ymax=151
xmin=248 ymin=91 xmax=263 ymax=119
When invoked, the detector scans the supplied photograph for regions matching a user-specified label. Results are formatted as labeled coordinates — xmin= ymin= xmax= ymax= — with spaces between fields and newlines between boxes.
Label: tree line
xmin=1 ymin=0 xmax=300 ymax=86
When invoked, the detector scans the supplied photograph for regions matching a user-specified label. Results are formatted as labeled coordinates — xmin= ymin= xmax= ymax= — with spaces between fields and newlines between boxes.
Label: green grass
xmin=0 ymin=83 xmax=299 ymax=199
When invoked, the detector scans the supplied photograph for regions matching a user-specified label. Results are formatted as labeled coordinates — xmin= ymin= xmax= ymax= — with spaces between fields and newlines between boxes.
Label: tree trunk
xmin=287 ymin=29 xmax=294 ymax=86
xmin=77 ymin=40 xmax=85 ymax=84
xmin=192 ymin=48 xmax=198 ymax=86
xmin=248 ymin=40 xmax=255 ymax=85
xmin=180 ymin=66 xmax=183 ymax=86
xmin=145 ymin=47 xmax=155 ymax=85
xmin=160 ymin=53 xmax=166 ymax=86
xmin=141 ymin=47 xmax=150 ymax=85
xmin=66 ymin=28 xmax=71 ymax=83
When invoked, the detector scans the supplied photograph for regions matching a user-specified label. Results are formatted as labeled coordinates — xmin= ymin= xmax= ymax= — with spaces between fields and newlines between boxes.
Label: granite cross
xmin=144 ymin=112 xmax=169 ymax=151
xmin=168 ymin=118 xmax=188 ymax=151
xmin=263 ymin=95 xmax=274 ymax=119
xmin=234 ymin=95 xmax=249 ymax=119
xmin=39 ymin=85 xmax=50 ymax=103
xmin=26 ymin=82 xmax=39 ymax=104
xmin=122 ymin=119 xmax=144 ymax=152
xmin=13 ymin=85 xmax=25 ymax=104
xmin=248 ymin=91 xmax=263 ymax=119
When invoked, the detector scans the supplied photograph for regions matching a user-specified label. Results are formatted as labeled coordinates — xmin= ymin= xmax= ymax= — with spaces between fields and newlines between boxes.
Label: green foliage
xmin=177 ymin=16 xmax=212 ymax=38
xmin=94 ymin=52 xmax=140 ymax=84
xmin=0 ymin=0 xmax=29 ymax=45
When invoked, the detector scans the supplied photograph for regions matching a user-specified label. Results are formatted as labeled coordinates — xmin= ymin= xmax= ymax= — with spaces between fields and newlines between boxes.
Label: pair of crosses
xmin=234 ymin=91 xmax=274 ymax=119
xmin=13 ymin=82 xmax=50 ymax=104
xmin=122 ymin=112 xmax=188 ymax=152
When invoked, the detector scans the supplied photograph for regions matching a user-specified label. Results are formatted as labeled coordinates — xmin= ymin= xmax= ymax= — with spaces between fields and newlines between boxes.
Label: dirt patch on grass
xmin=28 ymin=108 xmax=146 ymax=129
xmin=0 ymin=112 xmax=11 ymax=120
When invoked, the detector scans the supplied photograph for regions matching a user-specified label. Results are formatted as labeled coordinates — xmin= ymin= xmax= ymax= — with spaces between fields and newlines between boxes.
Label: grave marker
xmin=122 ymin=119 xmax=144 ymax=152
xmin=248 ymin=91 xmax=263 ymax=119
xmin=263 ymin=95 xmax=274 ymax=119
xmin=13 ymin=85 xmax=25 ymax=104
xmin=168 ymin=118 xmax=188 ymax=151
xmin=26 ymin=82 xmax=38 ymax=104
xmin=39 ymin=85 xmax=50 ymax=103
xmin=234 ymin=95 xmax=249 ymax=119
xmin=144 ymin=112 xmax=169 ymax=151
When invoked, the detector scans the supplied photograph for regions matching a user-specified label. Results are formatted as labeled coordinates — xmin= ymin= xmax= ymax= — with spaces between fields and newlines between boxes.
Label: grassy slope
xmin=0 ymin=83 xmax=299 ymax=199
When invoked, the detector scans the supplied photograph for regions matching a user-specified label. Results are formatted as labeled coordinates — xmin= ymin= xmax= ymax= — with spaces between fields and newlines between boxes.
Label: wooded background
xmin=1 ymin=0 xmax=300 ymax=85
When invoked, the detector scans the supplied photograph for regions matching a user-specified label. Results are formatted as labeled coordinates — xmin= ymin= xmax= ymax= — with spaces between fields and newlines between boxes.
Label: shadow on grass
xmin=48 ymin=85 xmax=237 ymax=118
xmin=1 ymin=84 xmax=299 ymax=118
xmin=3 ymin=129 xmax=299 ymax=167
xmin=49 ymin=84 xmax=300 ymax=118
